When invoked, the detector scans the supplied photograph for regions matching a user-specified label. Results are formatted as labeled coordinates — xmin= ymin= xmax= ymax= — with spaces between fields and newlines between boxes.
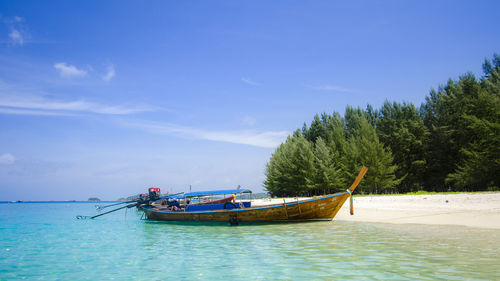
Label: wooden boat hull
xmin=142 ymin=191 xmax=350 ymax=223
xmin=141 ymin=166 xmax=367 ymax=224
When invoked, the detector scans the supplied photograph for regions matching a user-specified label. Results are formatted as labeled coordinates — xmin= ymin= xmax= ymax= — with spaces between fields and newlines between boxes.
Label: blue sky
xmin=1 ymin=1 xmax=499 ymax=200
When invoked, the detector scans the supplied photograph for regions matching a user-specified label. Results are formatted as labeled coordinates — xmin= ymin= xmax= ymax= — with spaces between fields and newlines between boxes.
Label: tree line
xmin=265 ymin=55 xmax=500 ymax=196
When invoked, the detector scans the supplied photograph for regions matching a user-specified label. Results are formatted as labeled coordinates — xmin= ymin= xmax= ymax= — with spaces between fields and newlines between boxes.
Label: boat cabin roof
xmin=184 ymin=189 xmax=252 ymax=197
xmin=163 ymin=195 xmax=185 ymax=199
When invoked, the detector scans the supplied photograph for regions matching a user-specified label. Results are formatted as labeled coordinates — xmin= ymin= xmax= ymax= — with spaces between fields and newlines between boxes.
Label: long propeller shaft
xmin=77 ymin=191 xmax=185 ymax=220
xmin=89 ymin=203 xmax=137 ymax=219
xmin=96 ymin=200 xmax=136 ymax=211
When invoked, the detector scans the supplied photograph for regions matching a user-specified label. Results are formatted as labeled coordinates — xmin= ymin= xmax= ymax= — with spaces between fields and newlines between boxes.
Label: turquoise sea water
xmin=1 ymin=203 xmax=499 ymax=280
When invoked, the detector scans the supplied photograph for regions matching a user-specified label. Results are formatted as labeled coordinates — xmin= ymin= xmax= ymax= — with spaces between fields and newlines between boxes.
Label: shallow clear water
xmin=1 ymin=203 xmax=499 ymax=280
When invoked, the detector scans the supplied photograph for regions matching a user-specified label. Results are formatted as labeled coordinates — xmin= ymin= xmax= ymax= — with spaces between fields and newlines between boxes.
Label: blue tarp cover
xmin=163 ymin=195 xmax=185 ymax=199
xmin=186 ymin=201 xmax=251 ymax=211
xmin=184 ymin=189 xmax=252 ymax=197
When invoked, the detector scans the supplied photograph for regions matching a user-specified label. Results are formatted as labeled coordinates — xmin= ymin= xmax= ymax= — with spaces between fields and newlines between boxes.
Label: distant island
xmin=88 ymin=197 xmax=101 ymax=202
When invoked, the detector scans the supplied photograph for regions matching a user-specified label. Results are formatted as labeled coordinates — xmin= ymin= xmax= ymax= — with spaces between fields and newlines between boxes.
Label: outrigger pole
xmin=77 ymin=191 xmax=185 ymax=220
xmin=78 ymin=203 xmax=138 ymax=219
xmin=95 ymin=200 xmax=136 ymax=211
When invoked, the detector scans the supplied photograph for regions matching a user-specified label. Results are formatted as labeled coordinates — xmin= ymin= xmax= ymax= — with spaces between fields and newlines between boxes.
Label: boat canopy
xmin=184 ymin=189 xmax=252 ymax=197
xmin=163 ymin=195 xmax=185 ymax=199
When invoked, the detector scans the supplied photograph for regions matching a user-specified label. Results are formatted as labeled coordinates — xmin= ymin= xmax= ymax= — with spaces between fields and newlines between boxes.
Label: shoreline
xmin=251 ymin=193 xmax=500 ymax=229
xmin=335 ymin=193 xmax=500 ymax=229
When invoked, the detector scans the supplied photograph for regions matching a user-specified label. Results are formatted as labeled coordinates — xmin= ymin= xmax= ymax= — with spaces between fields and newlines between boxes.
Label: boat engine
xmin=148 ymin=187 xmax=161 ymax=201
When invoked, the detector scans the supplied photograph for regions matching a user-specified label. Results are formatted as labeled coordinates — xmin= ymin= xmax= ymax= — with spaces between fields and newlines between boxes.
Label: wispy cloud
xmin=305 ymin=84 xmax=354 ymax=93
xmin=0 ymin=153 xmax=15 ymax=165
xmin=3 ymin=16 xmax=29 ymax=46
xmin=121 ymin=120 xmax=288 ymax=148
xmin=54 ymin=62 xmax=88 ymax=78
xmin=241 ymin=116 xmax=256 ymax=126
xmin=0 ymin=80 xmax=157 ymax=116
xmin=0 ymin=107 xmax=75 ymax=116
xmin=8 ymin=29 xmax=24 ymax=46
xmin=0 ymin=96 xmax=156 ymax=115
xmin=241 ymin=77 xmax=262 ymax=86
xmin=102 ymin=64 xmax=115 ymax=81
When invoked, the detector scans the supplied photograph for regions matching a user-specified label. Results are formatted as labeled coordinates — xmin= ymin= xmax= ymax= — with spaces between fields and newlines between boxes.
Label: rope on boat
xmin=283 ymin=199 xmax=288 ymax=219
xmin=346 ymin=189 xmax=354 ymax=215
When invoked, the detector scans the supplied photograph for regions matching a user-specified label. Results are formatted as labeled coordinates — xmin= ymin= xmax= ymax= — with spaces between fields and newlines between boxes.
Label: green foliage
xmin=264 ymin=132 xmax=314 ymax=197
xmin=312 ymin=137 xmax=345 ymax=194
xmin=422 ymin=55 xmax=500 ymax=190
xmin=377 ymin=101 xmax=429 ymax=192
xmin=344 ymin=116 xmax=399 ymax=194
xmin=445 ymin=55 xmax=500 ymax=189
xmin=265 ymin=54 xmax=500 ymax=196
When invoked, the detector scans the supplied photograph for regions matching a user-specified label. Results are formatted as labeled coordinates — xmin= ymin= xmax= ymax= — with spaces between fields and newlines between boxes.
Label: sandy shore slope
xmin=251 ymin=193 xmax=500 ymax=229
xmin=335 ymin=193 xmax=500 ymax=229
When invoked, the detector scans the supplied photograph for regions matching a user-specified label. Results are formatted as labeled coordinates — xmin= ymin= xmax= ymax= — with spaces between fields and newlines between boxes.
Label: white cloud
xmin=0 ymin=81 xmax=157 ymax=116
xmin=0 ymin=153 xmax=15 ymax=165
xmin=241 ymin=116 xmax=256 ymax=126
xmin=0 ymin=96 xmax=156 ymax=115
xmin=8 ymin=29 xmax=24 ymax=46
xmin=241 ymin=77 xmax=262 ymax=86
xmin=3 ymin=16 xmax=29 ymax=46
xmin=121 ymin=120 xmax=289 ymax=148
xmin=102 ymin=64 xmax=115 ymax=81
xmin=0 ymin=107 xmax=75 ymax=116
xmin=54 ymin=62 xmax=88 ymax=78
xmin=306 ymin=84 xmax=354 ymax=93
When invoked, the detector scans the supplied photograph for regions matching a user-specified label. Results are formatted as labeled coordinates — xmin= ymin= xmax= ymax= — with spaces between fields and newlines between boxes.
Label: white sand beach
xmin=335 ymin=193 xmax=500 ymax=229
xmin=251 ymin=193 xmax=500 ymax=229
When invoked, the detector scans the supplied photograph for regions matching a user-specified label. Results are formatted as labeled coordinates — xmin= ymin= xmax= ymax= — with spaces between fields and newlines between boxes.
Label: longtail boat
xmin=140 ymin=166 xmax=368 ymax=225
